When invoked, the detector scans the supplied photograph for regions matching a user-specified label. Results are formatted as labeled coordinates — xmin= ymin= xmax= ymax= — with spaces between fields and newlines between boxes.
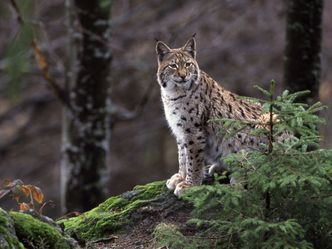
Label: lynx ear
xmin=156 ymin=41 xmax=171 ymax=62
xmin=182 ymin=36 xmax=196 ymax=59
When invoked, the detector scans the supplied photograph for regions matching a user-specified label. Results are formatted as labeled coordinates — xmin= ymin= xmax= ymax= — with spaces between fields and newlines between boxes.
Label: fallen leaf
xmin=31 ymin=186 xmax=44 ymax=204
xmin=19 ymin=202 xmax=30 ymax=211
xmin=19 ymin=185 xmax=31 ymax=197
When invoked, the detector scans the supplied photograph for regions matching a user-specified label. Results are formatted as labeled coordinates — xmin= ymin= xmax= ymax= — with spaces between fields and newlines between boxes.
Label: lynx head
xmin=156 ymin=36 xmax=200 ymax=91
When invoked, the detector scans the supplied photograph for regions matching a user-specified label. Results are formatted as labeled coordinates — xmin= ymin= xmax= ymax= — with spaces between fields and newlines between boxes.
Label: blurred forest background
xmin=0 ymin=0 xmax=331 ymax=217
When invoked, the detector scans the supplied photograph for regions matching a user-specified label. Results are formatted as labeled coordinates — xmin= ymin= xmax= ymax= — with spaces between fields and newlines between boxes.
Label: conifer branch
xmin=268 ymin=80 xmax=275 ymax=154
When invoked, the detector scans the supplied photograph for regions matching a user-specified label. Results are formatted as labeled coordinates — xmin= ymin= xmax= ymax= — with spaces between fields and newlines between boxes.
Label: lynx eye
xmin=169 ymin=63 xmax=178 ymax=69
xmin=185 ymin=62 xmax=192 ymax=68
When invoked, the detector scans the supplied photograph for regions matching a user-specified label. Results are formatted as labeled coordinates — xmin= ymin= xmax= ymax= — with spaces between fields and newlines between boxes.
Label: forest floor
xmin=67 ymin=181 xmax=196 ymax=249
xmin=90 ymin=204 xmax=192 ymax=249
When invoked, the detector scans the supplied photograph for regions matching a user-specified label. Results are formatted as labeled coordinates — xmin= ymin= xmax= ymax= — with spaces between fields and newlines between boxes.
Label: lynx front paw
xmin=166 ymin=173 xmax=184 ymax=190
xmin=174 ymin=181 xmax=192 ymax=197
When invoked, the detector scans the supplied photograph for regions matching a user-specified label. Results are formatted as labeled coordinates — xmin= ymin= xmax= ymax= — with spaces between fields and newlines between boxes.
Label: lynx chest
xmin=162 ymin=94 xmax=205 ymax=141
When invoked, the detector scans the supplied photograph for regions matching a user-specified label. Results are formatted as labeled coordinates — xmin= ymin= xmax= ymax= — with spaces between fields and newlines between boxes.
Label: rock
xmin=0 ymin=207 xmax=79 ymax=249
xmin=0 ymin=208 xmax=24 ymax=249
xmin=58 ymin=181 xmax=177 ymax=242
xmin=10 ymin=211 xmax=79 ymax=249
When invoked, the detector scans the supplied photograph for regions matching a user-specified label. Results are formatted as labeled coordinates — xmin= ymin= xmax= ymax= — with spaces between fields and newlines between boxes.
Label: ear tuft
xmin=183 ymin=36 xmax=196 ymax=59
xmin=156 ymin=41 xmax=171 ymax=62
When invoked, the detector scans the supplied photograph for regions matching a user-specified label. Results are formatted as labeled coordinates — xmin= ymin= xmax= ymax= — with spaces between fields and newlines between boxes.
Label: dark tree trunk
xmin=61 ymin=0 xmax=112 ymax=212
xmin=283 ymin=0 xmax=323 ymax=104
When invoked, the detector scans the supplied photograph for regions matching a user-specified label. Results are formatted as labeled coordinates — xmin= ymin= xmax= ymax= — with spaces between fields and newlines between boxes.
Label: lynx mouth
xmin=175 ymin=79 xmax=187 ymax=84
xmin=173 ymin=80 xmax=193 ymax=90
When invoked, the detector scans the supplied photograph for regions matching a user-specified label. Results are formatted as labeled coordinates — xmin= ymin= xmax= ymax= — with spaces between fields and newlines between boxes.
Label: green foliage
xmin=158 ymin=82 xmax=332 ymax=248
xmin=153 ymin=223 xmax=213 ymax=249
xmin=99 ymin=0 xmax=112 ymax=11
xmin=154 ymin=223 xmax=195 ymax=249
xmin=4 ymin=0 xmax=34 ymax=99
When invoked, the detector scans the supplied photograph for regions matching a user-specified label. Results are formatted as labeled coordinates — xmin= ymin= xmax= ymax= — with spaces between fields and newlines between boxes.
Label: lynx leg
xmin=174 ymin=131 xmax=206 ymax=196
xmin=166 ymin=142 xmax=186 ymax=190
xmin=177 ymin=142 xmax=187 ymax=178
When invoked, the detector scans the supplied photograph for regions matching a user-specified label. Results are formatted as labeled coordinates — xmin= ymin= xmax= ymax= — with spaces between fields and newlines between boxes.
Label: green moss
xmin=60 ymin=180 xmax=167 ymax=241
xmin=10 ymin=211 xmax=72 ymax=249
xmin=0 ymin=208 xmax=24 ymax=249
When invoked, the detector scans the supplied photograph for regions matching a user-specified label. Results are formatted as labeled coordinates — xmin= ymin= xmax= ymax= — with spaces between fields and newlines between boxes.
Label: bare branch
xmin=8 ymin=0 xmax=73 ymax=112
xmin=110 ymin=77 xmax=156 ymax=123
xmin=9 ymin=0 xmax=23 ymax=25
xmin=30 ymin=39 xmax=72 ymax=109
xmin=0 ymin=94 xmax=56 ymax=155
xmin=0 ymin=94 xmax=54 ymax=125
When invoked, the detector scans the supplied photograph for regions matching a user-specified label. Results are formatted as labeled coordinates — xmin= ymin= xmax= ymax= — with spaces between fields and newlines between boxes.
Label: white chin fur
xmin=175 ymin=81 xmax=192 ymax=90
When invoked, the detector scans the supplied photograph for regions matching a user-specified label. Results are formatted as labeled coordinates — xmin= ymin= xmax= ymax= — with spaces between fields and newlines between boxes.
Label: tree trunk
xmin=61 ymin=0 xmax=112 ymax=212
xmin=283 ymin=0 xmax=323 ymax=104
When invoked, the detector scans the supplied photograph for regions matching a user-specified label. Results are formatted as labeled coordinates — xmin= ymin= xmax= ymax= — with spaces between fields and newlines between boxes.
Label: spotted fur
xmin=156 ymin=36 xmax=265 ymax=196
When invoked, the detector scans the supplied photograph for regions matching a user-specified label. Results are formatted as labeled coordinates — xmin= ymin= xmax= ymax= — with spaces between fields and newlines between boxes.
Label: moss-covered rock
xmin=1 ymin=181 xmax=188 ymax=248
xmin=60 ymin=180 xmax=170 ymax=241
xmin=0 ymin=208 xmax=24 ymax=249
xmin=10 ymin=211 xmax=77 ymax=249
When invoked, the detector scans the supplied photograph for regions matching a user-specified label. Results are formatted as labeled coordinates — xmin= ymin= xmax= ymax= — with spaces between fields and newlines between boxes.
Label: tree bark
xmin=283 ymin=0 xmax=323 ymax=104
xmin=61 ymin=0 xmax=112 ymax=212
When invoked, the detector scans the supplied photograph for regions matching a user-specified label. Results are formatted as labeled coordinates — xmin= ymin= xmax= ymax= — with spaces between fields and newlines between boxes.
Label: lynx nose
xmin=180 ymin=76 xmax=186 ymax=81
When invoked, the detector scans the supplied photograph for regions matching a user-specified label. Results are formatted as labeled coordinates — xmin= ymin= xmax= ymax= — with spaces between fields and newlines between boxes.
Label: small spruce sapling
xmin=156 ymin=81 xmax=332 ymax=249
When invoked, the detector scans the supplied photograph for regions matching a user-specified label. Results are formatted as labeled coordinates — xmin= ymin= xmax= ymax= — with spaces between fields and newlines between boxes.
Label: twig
xmin=88 ymin=236 xmax=118 ymax=244
xmin=0 ymin=94 xmax=54 ymax=125
xmin=9 ymin=0 xmax=23 ymax=25
xmin=111 ymin=75 xmax=156 ymax=122
xmin=56 ymin=211 xmax=82 ymax=221
xmin=0 ymin=100 xmax=47 ymax=155
xmin=31 ymin=40 xmax=72 ymax=109
xmin=268 ymin=98 xmax=274 ymax=154
xmin=0 ymin=118 xmax=30 ymax=155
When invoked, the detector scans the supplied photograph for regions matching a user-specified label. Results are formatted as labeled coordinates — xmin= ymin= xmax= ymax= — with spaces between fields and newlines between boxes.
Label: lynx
xmin=156 ymin=36 xmax=267 ymax=197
